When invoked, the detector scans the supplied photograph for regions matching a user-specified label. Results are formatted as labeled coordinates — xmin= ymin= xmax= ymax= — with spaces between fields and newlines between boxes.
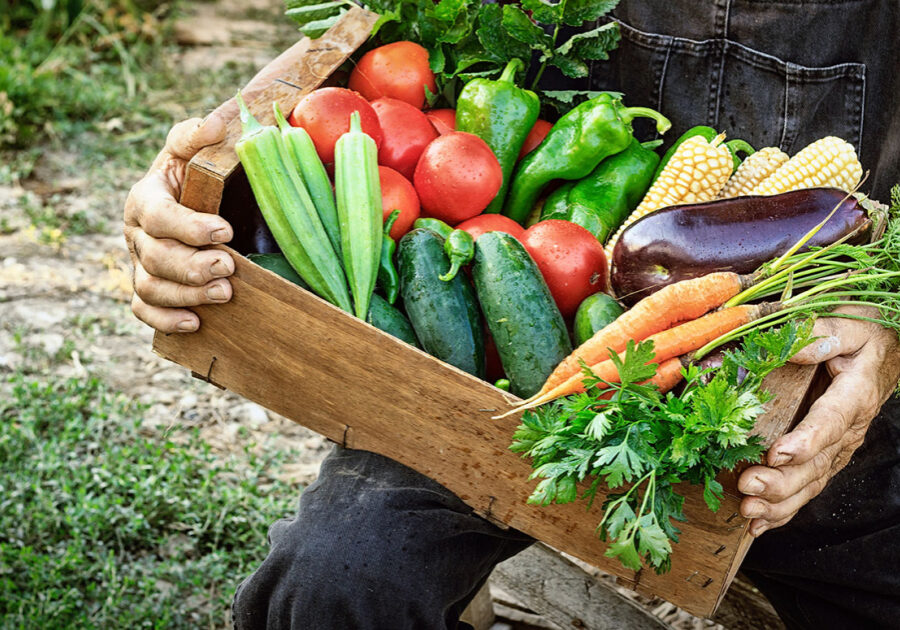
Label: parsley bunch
xmin=284 ymin=0 xmax=622 ymax=106
xmin=511 ymin=322 xmax=814 ymax=573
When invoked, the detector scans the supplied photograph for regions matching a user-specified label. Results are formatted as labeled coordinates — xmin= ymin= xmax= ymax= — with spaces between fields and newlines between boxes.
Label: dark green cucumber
xmin=247 ymin=253 xmax=310 ymax=289
xmin=367 ymin=294 xmax=420 ymax=348
xmin=473 ymin=232 xmax=572 ymax=398
xmin=398 ymin=228 xmax=485 ymax=377
xmin=573 ymin=292 xmax=624 ymax=346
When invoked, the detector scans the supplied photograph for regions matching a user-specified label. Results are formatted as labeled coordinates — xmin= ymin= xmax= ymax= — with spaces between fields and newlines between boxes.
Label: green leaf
xmin=585 ymin=410 xmax=613 ymax=441
xmin=605 ymin=538 xmax=643 ymax=571
xmin=601 ymin=499 xmax=635 ymax=540
xmin=521 ymin=0 xmax=564 ymax=24
xmin=555 ymin=22 xmax=620 ymax=61
xmin=548 ymin=54 xmax=590 ymax=79
xmin=594 ymin=434 xmax=644 ymax=487
xmin=608 ymin=340 xmax=658 ymax=387
xmin=703 ymin=477 xmax=724 ymax=512
xmin=475 ymin=3 xmax=531 ymax=63
xmin=563 ymin=0 xmax=621 ymax=26
xmin=501 ymin=5 xmax=554 ymax=52
xmin=637 ymin=513 xmax=672 ymax=568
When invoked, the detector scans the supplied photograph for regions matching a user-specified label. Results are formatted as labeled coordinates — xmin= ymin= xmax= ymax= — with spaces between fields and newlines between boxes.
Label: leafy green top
xmin=284 ymin=0 xmax=622 ymax=106
xmin=510 ymin=321 xmax=814 ymax=573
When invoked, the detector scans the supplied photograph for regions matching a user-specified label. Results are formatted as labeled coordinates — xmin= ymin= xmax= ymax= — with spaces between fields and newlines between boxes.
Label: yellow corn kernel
xmin=604 ymin=133 xmax=732 ymax=261
xmin=717 ymin=147 xmax=789 ymax=198
xmin=750 ymin=136 xmax=862 ymax=195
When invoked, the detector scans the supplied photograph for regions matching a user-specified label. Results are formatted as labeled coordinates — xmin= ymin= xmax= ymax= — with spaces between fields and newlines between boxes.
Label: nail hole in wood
xmin=702 ymin=578 xmax=714 ymax=588
xmin=726 ymin=512 xmax=740 ymax=523
xmin=714 ymin=545 xmax=727 ymax=556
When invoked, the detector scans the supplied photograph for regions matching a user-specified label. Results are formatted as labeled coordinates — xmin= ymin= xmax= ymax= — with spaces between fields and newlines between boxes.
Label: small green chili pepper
xmin=653 ymin=125 xmax=755 ymax=182
xmin=377 ymin=210 xmax=401 ymax=304
xmin=542 ymin=138 xmax=661 ymax=243
xmin=503 ymin=93 xmax=671 ymax=224
xmin=413 ymin=217 xmax=453 ymax=240
xmin=439 ymin=229 xmax=475 ymax=282
xmin=456 ymin=58 xmax=540 ymax=214
xmin=494 ymin=378 xmax=511 ymax=392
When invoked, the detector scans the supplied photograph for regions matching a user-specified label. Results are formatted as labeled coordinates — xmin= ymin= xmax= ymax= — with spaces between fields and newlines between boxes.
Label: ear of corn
xmin=750 ymin=136 xmax=862 ymax=195
xmin=604 ymin=133 xmax=732 ymax=262
xmin=717 ymin=147 xmax=790 ymax=198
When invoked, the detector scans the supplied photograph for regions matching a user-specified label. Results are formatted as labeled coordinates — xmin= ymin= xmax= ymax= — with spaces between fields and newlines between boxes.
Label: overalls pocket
xmin=596 ymin=19 xmax=866 ymax=157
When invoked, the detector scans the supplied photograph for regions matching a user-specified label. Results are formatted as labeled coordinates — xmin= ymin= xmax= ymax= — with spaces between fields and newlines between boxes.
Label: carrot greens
xmin=511 ymin=321 xmax=814 ymax=573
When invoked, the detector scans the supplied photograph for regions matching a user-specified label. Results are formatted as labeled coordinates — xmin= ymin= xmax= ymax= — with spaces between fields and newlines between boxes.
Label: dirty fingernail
xmin=744 ymin=478 xmax=765 ymax=495
xmin=210 ymin=228 xmax=230 ymax=243
xmin=177 ymin=319 xmax=198 ymax=332
xmin=210 ymin=259 xmax=229 ymax=276
xmin=750 ymin=523 xmax=769 ymax=537
xmin=187 ymin=270 xmax=204 ymax=285
xmin=772 ymin=451 xmax=792 ymax=467
xmin=207 ymin=284 xmax=227 ymax=301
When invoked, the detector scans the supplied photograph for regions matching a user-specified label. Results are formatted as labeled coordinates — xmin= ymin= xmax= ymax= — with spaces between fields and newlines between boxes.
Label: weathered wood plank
xmin=492 ymin=544 xmax=671 ymax=630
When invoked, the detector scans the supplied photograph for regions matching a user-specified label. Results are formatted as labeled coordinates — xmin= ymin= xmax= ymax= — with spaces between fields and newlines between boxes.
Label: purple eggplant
xmin=610 ymin=188 xmax=869 ymax=306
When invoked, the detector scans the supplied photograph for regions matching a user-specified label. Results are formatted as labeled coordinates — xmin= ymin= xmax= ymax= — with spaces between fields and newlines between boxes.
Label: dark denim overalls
xmin=232 ymin=2 xmax=900 ymax=628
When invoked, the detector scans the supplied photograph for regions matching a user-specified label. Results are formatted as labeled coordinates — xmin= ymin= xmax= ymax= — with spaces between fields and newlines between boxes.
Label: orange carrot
xmin=533 ymin=272 xmax=746 ymax=403
xmin=594 ymin=358 xmax=685 ymax=401
xmin=511 ymin=304 xmax=770 ymax=412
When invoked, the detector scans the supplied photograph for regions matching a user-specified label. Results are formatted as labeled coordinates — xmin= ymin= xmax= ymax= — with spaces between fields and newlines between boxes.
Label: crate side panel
xmin=153 ymin=250 xmax=817 ymax=617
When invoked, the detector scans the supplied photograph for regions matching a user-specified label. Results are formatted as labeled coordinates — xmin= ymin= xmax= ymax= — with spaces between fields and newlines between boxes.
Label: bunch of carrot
xmin=501 ymin=271 xmax=771 ymax=414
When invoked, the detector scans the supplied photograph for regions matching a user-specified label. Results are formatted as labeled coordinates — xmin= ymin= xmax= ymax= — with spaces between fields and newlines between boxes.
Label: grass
xmin=0 ymin=372 xmax=300 ymax=629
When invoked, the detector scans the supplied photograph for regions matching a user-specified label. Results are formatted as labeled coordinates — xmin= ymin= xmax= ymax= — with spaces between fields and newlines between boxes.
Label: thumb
xmin=789 ymin=306 xmax=876 ymax=364
xmin=165 ymin=115 xmax=228 ymax=162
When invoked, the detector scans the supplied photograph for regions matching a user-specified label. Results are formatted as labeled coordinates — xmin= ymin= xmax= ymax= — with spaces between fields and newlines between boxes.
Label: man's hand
xmin=123 ymin=40 xmax=314 ymax=333
xmin=738 ymin=305 xmax=900 ymax=536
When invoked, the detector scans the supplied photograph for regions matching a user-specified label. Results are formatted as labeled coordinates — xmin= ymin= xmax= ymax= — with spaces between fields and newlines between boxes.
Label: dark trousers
xmin=232 ymin=399 xmax=900 ymax=630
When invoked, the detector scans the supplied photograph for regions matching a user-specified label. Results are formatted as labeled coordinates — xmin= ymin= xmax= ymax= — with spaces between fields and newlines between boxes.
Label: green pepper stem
xmin=236 ymin=91 xmax=264 ymax=139
xmin=725 ymin=139 xmax=755 ymax=158
xmin=499 ymin=57 xmax=524 ymax=84
xmin=439 ymin=261 xmax=462 ymax=282
xmin=619 ymin=106 xmax=672 ymax=134
xmin=383 ymin=209 xmax=399 ymax=236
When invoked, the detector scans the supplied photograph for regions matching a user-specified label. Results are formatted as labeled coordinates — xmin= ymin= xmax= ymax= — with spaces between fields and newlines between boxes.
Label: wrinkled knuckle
xmin=811 ymin=449 xmax=834 ymax=479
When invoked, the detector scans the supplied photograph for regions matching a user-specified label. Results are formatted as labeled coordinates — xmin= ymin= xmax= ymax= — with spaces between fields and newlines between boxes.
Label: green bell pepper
xmin=503 ymin=94 xmax=671 ymax=224
xmin=456 ymin=58 xmax=540 ymax=214
xmin=377 ymin=210 xmax=401 ymax=304
xmin=412 ymin=217 xmax=453 ymax=240
xmin=542 ymin=138 xmax=661 ymax=243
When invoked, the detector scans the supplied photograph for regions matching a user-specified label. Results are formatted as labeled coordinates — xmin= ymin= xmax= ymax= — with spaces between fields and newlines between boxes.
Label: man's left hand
xmin=737 ymin=305 xmax=900 ymax=536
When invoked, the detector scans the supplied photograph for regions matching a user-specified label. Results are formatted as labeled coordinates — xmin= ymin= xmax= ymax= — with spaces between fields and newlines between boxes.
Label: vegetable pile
xmin=232 ymin=2 xmax=900 ymax=575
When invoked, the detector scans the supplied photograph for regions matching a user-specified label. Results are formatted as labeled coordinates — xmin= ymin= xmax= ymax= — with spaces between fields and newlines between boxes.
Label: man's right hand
xmin=124 ymin=38 xmax=316 ymax=334
xmin=124 ymin=115 xmax=236 ymax=334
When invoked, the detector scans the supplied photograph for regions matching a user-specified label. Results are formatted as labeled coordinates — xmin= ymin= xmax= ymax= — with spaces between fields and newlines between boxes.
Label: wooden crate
xmin=152 ymin=7 xmax=824 ymax=618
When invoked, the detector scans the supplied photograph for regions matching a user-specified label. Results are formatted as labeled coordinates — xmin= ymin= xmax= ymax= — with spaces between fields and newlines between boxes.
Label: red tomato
xmin=348 ymin=41 xmax=437 ymax=109
xmin=413 ymin=132 xmax=502 ymax=225
xmin=455 ymin=214 xmax=525 ymax=241
xmin=379 ymin=166 xmax=420 ymax=240
xmin=521 ymin=220 xmax=608 ymax=318
xmin=518 ymin=119 xmax=552 ymax=160
xmin=289 ymin=88 xmax=382 ymax=164
xmin=425 ymin=108 xmax=456 ymax=135
xmin=371 ymin=98 xmax=438 ymax=180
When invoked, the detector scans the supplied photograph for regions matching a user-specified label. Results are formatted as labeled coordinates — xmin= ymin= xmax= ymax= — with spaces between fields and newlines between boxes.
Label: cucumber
xmin=247 ymin=253 xmax=310 ymax=289
xmin=398 ymin=228 xmax=485 ymax=377
xmin=472 ymin=232 xmax=572 ymax=398
xmin=367 ymin=294 xmax=420 ymax=348
xmin=574 ymin=293 xmax=625 ymax=346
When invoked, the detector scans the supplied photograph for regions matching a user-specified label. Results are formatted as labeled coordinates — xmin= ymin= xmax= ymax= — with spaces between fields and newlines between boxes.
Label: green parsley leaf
xmin=563 ymin=0 xmax=621 ymax=27
xmin=501 ymin=4 xmax=554 ymax=52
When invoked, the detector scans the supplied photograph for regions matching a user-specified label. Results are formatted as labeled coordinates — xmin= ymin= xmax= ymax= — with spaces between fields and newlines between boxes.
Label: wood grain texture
xmin=177 ymin=6 xmax=379 ymax=215
xmin=152 ymin=250 xmax=818 ymax=618
xmin=492 ymin=543 xmax=670 ymax=630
